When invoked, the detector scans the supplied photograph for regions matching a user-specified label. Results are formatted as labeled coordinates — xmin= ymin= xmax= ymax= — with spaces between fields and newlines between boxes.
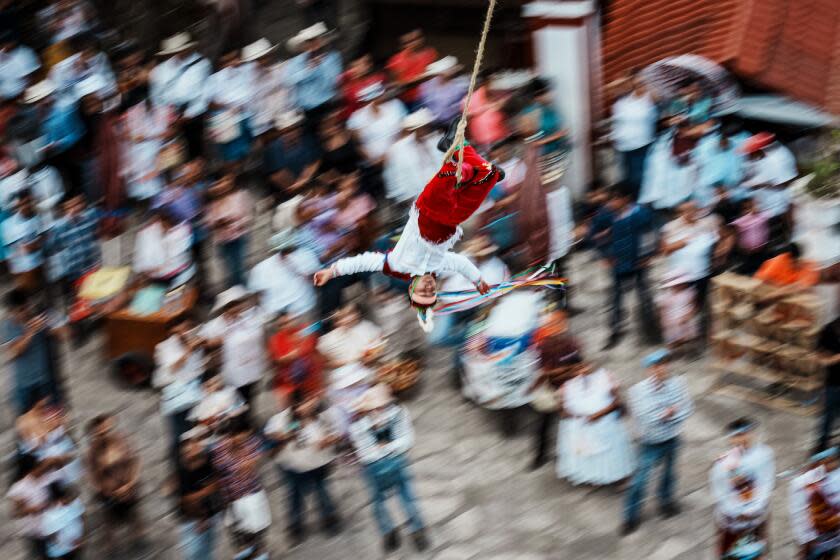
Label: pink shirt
xmin=467 ymin=87 xmax=508 ymax=148
xmin=732 ymin=212 xmax=770 ymax=252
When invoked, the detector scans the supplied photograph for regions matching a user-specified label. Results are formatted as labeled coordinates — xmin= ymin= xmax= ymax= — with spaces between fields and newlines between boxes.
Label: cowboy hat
xmin=157 ymin=32 xmax=197 ymax=56
xmin=75 ymin=74 xmax=108 ymax=100
xmin=490 ymin=70 xmax=535 ymax=91
xmin=331 ymin=363 xmax=373 ymax=391
xmin=179 ymin=424 xmax=209 ymax=442
xmin=425 ymin=56 xmax=462 ymax=76
xmin=286 ymin=22 xmax=332 ymax=52
xmin=211 ymin=285 xmax=251 ymax=315
xmin=241 ymin=38 xmax=277 ymax=62
xmin=274 ymin=111 xmax=305 ymax=131
xmin=357 ymin=81 xmax=386 ymax=103
xmin=739 ymin=132 xmax=775 ymax=155
xmin=268 ymin=229 xmax=297 ymax=252
xmin=23 ymin=80 xmax=56 ymax=104
xmin=642 ymin=348 xmax=671 ymax=368
xmin=402 ymin=108 xmax=434 ymax=131
xmin=352 ymin=383 xmax=394 ymax=413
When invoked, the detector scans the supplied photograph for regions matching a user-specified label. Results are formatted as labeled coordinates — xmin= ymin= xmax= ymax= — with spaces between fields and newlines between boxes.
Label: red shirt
xmin=269 ymin=328 xmax=323 ymax=399
xmin=386 ymin=47 xmax=438 ymax=103
xmin=341 ymin=71 xmax=387 ymax=117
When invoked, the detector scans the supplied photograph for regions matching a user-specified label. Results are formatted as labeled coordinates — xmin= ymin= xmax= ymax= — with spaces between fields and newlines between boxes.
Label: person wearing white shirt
xmin=48 ymin=35 xmax=117 ymax=106
xmin=660 ymin=200 xmax=720 ymax=332
xmin=317 ymin=302 xmax=385 ymax=369
xmin=265 ymin=393 xmax=342 ymax=542
xmin=383 ymin=110 xmax=440 ymax=204
xmin=0 ymin=36 xmax=40 ymax=100
xmin=153 ymin=317 xmax=205 ymax=461
xmin=348 ymin=82 xmax=408 ymax=165
xmin=132 ymin=211 xmax=194 ymax=286
xmin=611 ymin=74 xmax=658 ymax=198
xmin=26 ymin=164 xmax=64 ymax=223
xmin=240 ymin=38 xmax=294 ymax=137
xmin=0 ymin=163 xmax=32 ymax=212
xmin=201 ymin=287 xmax=268 ymax=414
xmin=710 ymin=418 xmax=775 ymax=558
xmin=790 ymin=448 xmax=840 ymax=559
xmin=6 ymin=454 xmax=60 ymax=558
xmin=205 ymin=50 xmax=253 ymax=162
xmin=149 ymin=34 xmax=212 ymax=158
xmin=2 ymin=190 xmax=46 ymax=291
xmin=741 ymin=133 xmax=798 ymax=244
xmin=348 ymin=384 xmax=428 ymax=553
xmin=430 ymin=237 xmax=509 ymax=345
xmin=248 ymin=232 xmax=320 ymax=318
xmin=41 ymin=482 xmax=85 ymax=560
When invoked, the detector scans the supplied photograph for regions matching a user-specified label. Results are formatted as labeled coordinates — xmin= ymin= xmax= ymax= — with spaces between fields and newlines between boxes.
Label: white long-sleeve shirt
xmin=332 ymin=250 xmax=481 ymax=284
xmin=349 ymin=405 xmax=414 ymax=464
xmin=710 ymin=444 xmax=775 ymax=528
xmin=789 ymin=466 xmax=840 ymax=545
xmin=330 ymin=207 xmax=482 ymax=282
xmin=150 ymin=54 xmax=212 ymax=118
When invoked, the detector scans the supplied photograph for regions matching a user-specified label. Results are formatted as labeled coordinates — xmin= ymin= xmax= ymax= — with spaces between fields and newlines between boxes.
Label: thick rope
xmin=441 ymin=0 xmax=499 ymax=184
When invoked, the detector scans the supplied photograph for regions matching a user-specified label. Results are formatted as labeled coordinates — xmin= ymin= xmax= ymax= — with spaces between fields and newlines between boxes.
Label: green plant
xmin=804 ymin=129 xmax=840 ymax=199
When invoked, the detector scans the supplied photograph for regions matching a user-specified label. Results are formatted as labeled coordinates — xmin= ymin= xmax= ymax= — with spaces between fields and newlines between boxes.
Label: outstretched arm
xmin=441 ymin=252 xmax=489 ymax=293
xmin=313 ymin=251 xmax=386 ymax=286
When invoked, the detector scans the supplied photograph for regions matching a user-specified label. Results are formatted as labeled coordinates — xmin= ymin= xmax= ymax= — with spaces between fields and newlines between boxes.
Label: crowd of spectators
xmin=2 ymin=1 xmax=839 ymax=559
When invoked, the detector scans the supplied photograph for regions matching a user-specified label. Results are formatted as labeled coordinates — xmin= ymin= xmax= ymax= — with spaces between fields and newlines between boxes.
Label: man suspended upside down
xmin=313 ymin=136 xmax=504 ymax=331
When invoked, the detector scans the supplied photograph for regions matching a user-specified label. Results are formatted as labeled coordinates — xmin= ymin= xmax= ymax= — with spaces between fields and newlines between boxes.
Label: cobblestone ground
xmin=0 ymin=205 xmax=816 ymax=559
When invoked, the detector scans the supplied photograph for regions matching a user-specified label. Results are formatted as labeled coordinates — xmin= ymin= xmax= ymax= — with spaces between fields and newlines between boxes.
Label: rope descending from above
xmin=440 ymin=0 xmax=499 ymax=184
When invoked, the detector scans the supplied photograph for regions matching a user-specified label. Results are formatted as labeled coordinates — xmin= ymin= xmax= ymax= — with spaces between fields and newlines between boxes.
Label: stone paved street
xmin=0 ymin=218 xmax=817 ymax=559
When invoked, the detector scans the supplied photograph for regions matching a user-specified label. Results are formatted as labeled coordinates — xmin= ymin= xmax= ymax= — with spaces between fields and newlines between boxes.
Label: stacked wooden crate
xmin=710 ymin=273 xmax=825 ymax=411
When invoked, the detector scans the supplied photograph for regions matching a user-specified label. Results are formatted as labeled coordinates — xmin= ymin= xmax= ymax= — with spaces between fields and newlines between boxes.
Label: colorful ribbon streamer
xmin=435 ymin=273 xmax=566 ymax=315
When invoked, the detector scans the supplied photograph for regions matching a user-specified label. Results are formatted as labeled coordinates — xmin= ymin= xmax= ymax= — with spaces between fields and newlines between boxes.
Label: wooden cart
xmin=105 ymin=286 xmax=198 ymax=386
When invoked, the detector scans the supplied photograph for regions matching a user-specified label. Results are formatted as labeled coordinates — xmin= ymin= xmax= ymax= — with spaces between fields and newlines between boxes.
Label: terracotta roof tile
xmin=602 ymin=0 xmax=840 ymax=114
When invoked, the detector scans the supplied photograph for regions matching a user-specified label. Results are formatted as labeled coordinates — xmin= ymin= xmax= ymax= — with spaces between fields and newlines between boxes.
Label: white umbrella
xmin=640 ymin=54 xmax=740 ymax=114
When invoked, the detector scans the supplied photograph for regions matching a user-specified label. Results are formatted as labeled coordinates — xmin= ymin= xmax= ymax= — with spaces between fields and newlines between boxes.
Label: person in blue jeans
xmin=265 ymin=391 xmax=342 ymax=544
xmin=349 ymin=384 xmax=428 ymax=553
xmin=623 ymin=349 xmax=694 ymax=535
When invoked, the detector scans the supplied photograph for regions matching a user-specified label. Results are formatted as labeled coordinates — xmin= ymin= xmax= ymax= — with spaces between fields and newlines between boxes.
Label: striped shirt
xmin=628 ymin=375 xmax=693 ymax=444
xmin=211 ymin=435 xmax=263 ymax=502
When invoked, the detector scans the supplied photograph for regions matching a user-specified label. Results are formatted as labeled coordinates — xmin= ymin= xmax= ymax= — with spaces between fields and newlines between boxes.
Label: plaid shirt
xmin=48 ymin=209 xmax=101 ymax=280
xmin=628 ymin=375 xmax=694 ymax=444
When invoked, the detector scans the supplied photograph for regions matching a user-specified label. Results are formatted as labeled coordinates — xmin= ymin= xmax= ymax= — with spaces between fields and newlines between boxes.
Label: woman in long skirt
xmin=556 ymin=358 xmax=635 ymax=485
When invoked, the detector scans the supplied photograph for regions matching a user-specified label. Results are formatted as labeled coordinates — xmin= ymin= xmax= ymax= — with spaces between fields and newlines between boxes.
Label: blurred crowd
xmin=1 ymin=1 xmax=840 ymax=560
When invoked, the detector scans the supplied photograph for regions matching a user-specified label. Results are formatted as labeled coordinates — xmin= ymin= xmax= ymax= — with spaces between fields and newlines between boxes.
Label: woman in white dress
xmin=556 ymin=357 xmax=634 ymax=485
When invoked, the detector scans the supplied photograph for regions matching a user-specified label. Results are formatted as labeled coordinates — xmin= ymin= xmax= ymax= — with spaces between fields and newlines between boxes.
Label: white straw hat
xmin=273 ymin=111 xmax=305 ymax=130
xmin=23 ymin=80 xmax=56 ymax=104
xmin=158 ymin=32 xmax=197 ymax=56
xmin=211 ymin=285 xmax=251 ymax=315
xmin=402 ymin=108 xmax=434 ymax=131
xmin=357 ymin=81 xmax=386 ymax=103
xmin=287 ymin=22 xmax=332 ymax=52
xmin=426 ymin=56 xmax=462 ymax=76
xmin=241 ymin=38 xmax=277 ymax=62
xmin=352 ymin=383 xmax=394 ymax=412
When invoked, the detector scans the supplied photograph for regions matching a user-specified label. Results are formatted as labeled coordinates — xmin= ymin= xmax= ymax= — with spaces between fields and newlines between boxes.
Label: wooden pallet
xmin=711 ymin=363 xmax=821 ymax=415
xmin=710 ymin=383 xmax=819 ymax=417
